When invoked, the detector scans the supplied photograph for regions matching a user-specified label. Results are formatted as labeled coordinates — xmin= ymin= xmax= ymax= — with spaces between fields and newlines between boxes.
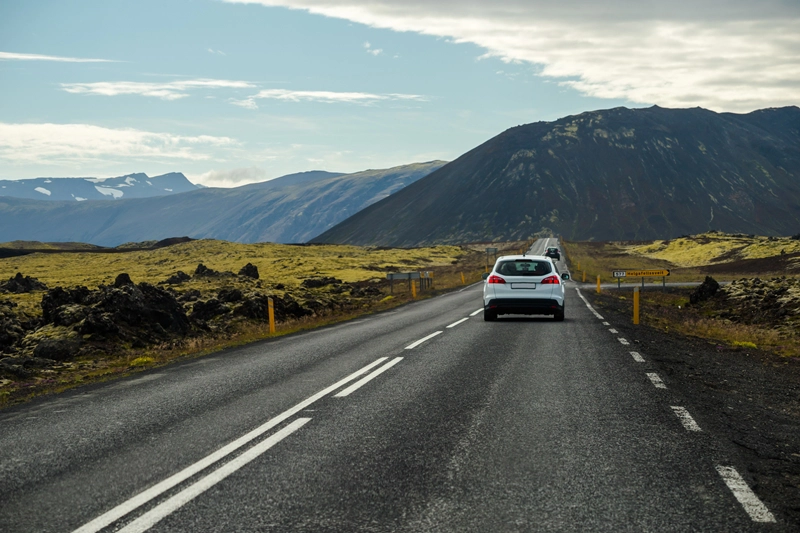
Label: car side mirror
xmin=562 ymin=273 xmax=570 ymax=280
xmin=482 ymin=273 xmax=489 ymax=280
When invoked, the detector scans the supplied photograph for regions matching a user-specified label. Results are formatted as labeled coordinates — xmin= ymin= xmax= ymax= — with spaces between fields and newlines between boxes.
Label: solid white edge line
xmin=618 ymin=338 xmax=630 ymax=345
xmin=470 ymin=308 xmax=483 ymax=317
xmin=646 ymin=372 xmax=667 ymax=389
xmin=716 ymin=465 xmax=776 ymax=523
xmin=670 ymin=406 xmax=702 ymax=432
xmin=405 ymin=331 xmax=443 ymax=350
xmin=72 ymin=358 xmax=388 ymax=533
xmin=117 ymin=418 xmax=311 ymax=533
xmin=574 ymin=288 xmax=604 ymax=319
xmin=334 ymin=357 xmax=404 ymax=397
xmin=447 ymin=317 xmax=470 ymax=328
xmin=630 ymin=351 xmax=646 ymax=363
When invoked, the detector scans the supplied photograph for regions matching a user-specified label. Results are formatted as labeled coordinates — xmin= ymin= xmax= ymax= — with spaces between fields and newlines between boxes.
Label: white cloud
xmin=0 ymin=51 xmax=117 ymax=62
xmin=61 ymin=79 xmax=255 ymax=100
xmin=231 ymin=88 xmax=426 ymax=109
xmin=0 ymin=123 xmax=236 ymax=165
xmin=189 ymin=166 xmax=271 ymax=187
xmin=363 ymin=41 xmax=383 ymax=56
xmin=224 ymin=0 xmax=800 ymax=111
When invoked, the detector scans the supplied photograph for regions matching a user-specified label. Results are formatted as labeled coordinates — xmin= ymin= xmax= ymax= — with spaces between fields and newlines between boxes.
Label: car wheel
xmin=554 ymin=309 xmax=565 ymax=321
xmin=484 ymin=309 xmax=497 ymax=322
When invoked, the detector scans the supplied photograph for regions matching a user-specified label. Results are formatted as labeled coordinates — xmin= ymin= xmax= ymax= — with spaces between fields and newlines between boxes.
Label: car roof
xmin=496 ymin=255 xmax=551 ymax=261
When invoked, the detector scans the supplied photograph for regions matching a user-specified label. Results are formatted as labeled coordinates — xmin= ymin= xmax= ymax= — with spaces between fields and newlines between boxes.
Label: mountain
xmin=0 ymin=172 xmax=199 ymax=201
xmin=0 ymin=162 xmax=446 ymax=246
xmin=312 ymin=106 xmax=800 ymax=246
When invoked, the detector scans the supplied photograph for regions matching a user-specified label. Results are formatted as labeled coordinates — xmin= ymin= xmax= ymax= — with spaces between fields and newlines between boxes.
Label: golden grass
xmin=626 ymin=232 xmax=800 ymax=267
xmin=0 ymin=240 xmax=466 ymax=290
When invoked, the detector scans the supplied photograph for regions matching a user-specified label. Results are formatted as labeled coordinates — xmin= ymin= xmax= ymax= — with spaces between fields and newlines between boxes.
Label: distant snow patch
xmin=95 ymin=185 xmax=123 ymax=199
xmin=147 ymin=181 xmax=153 ymax=186
xmin=85 ymin=177 xmax=108 ymax=183
xmin=44 ymin=179 xmax=52 ymax=183
xmin=35 ymin=187 xmax=51 ymax=196
xmin=165 ymin=188 xmax=173 ymax=191
xmin=71 ymin=194 xmax=87 ymax=202
xmin=125 ymin=176 xmax=138 ymax=185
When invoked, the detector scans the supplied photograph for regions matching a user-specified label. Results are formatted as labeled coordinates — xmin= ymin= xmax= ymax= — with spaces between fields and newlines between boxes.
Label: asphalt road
xmin=0 ymin=239 xmax=785 ymax=532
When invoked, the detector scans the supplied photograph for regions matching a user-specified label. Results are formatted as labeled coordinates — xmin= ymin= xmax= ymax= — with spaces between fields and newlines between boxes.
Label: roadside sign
xmin=625 ymin=269 xmax=670 ymax=277
xmin=612 ymin=270 xmax=626 ymax=278
xmin=485 ymin=247 xmax=498 ymax=254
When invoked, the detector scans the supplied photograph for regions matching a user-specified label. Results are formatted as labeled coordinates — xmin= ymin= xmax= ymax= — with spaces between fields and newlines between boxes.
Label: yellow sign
xmin=624 ymin=269 xmax=670 ymax=277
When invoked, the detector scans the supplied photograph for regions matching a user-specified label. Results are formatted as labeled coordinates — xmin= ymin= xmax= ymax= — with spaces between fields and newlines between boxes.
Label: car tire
xmin=554 ymin=309 xmax=565 ymax=321
xmin=484 ymin=309 xmax=497 ymax=322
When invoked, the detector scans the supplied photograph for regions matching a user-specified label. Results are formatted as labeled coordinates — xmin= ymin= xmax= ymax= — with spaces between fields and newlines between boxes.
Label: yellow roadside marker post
xmin=582 ymin=270 xmax=586 ymax=283
xmin=633 ymin=287 xmax=640 ymax=325
xmin=461 ymin=272 xmax=466 ymax=285
xmin=596 ymin=275 xmax=601 ymax=294
xmin=268 ymin=297 xmax=276 ymax=334
xmin=411 ymin=278 xmax=417 ymax=299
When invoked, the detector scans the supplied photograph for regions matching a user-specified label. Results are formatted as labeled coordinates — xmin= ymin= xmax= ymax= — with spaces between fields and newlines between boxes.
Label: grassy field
xmin=561 ymin=232 xmax=800 ymax=359
xmin=561 ymin=232 xmax=800 ymax=284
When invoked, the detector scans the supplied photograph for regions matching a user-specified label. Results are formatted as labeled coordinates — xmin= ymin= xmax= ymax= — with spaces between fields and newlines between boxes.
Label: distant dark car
xmin=544 ymin=247 xmax=560 ymax=261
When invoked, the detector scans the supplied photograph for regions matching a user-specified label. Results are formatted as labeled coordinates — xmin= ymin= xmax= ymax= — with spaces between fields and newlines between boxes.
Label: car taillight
xmin=487 ymin=275 xmax=506 ymax=284
xmin=541 ymin=275 xmax=560 ymax=285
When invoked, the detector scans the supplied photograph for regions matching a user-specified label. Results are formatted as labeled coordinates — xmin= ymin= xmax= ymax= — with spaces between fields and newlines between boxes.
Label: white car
xmin=482 ymin=254 xmax=569 ymax=321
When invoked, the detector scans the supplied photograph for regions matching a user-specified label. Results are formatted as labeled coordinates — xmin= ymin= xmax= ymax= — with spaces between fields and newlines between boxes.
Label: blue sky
xmin=1 ymin=0 xmax=798 ymax=187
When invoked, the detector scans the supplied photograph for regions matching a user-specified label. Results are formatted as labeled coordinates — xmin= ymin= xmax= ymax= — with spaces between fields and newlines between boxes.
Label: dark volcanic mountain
xmin=312 ymin=106 xmax=800 ymax=246
xmin=0 ymin=172 xmax=199 ymax=201
xmin=0 ymin=162 xmax=445 ymax=246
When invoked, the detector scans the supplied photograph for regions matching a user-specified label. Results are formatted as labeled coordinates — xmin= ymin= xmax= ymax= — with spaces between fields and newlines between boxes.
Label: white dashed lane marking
xmin=646 ymin=373 xmax=667 ymax=389
xmin=447 ymin=318 xmax=470 ymax=328
xmin=670 ymin=406 xmax=702 ymax=432
xmin=405 ymin=331 xmax=443 ymax=350
xmin=470 ymin=308 xmax=483 ymax=317
xmin=618 ymin=338 xmax=630 ymax=345
xmin=716 ymin=466 xmax=776 ymax=523
xmin=630 ymin=351 xmax=645 ymax=363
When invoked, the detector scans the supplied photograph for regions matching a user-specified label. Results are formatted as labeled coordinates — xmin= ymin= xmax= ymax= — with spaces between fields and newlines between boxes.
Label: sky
xmin=1 ymin=0 xmax=798 ymax=187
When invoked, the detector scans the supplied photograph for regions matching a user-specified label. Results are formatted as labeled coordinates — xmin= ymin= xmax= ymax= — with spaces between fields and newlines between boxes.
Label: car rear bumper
xmin=484 ymin=298 xmax=563 ymax=315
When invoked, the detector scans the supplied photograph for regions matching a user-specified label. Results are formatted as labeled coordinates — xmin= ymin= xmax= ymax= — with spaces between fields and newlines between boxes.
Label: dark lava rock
xmin=33 ymin=338 xmax=81 ymax=361
xmin=238 ymin=263 xmax=259 ymax=279
xmin=177 ymin=289 xmax=201 ymax=303
xmin=42 ymin=287 xmax=92 ymax=324
xmin=274 ymin=294 xmax=312 ymax=321
xmin=233 ymin=294 xmax=270 ymax=320
xmin=689 ymin=276 xmax=720 ymax=305
xmin=52 ymin=304 xmax=88 ymax=327
xmin=161 ymin=271 xmax=191 ymax=285
xmin=0 ymin=300 xmax=25 ymax=352
xmin=96 ymin=283 xmax=192 ymax=336
xmin=114 ymin=273 xmax=134 ymax=288
xmin=78 ymin=310 xmax=119 ymax=336
xmin=301 ymin=277 xmax=342 ymax=289
xmin=350 ymin=286 xmax=382 ymax=298
xmin=218 ymin=288 xmax=243 ymax=303
xmin=190 ymin=298 xmax=228 ymax=321
xmin=194 ymin=263 xmax=218 ymax=277
xmin=0 ymin=273 xmax=48 ymax=293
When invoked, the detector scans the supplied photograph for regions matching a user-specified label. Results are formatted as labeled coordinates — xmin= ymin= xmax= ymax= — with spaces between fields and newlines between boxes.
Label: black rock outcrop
xmin=0 ymin=273 xmax=48 ymax=293
xmin=238 ymin=263 xmax=259 ymax=279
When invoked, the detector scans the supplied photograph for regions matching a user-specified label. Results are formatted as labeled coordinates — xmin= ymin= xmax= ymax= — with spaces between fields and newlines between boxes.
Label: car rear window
xmin=496 ymin=260 xmax=552 ymax=276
